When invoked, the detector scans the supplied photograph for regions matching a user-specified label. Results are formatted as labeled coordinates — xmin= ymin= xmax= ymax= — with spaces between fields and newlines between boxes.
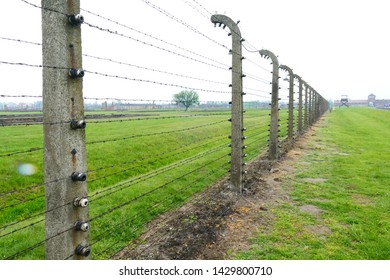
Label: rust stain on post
xmin=42 ymin=0 xmax=89 ymax=260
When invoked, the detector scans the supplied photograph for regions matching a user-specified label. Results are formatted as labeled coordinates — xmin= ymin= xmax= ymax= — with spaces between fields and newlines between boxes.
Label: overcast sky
xmin=1 ymin=0 xmax=389 ymax=104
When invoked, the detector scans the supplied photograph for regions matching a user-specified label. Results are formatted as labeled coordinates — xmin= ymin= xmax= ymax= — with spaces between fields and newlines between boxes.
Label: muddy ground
xmin=115 ymin=119 xmax=325 ymax=260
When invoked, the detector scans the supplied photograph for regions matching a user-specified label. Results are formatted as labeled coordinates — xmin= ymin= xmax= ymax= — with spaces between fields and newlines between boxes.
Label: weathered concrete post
xmin=280 ymin=65 xmax=294 ymax=141
xmin=259 ymin=49 xmax=280 ymax=161
xmin=313 ymin=91 xmax=319 ymax=122
xmin=293 ymin=74 xmax=303 ymax=134
xmin=42 ymin=0 xmax=90 ymax=259
xmin=211 ymin=14 xmax=244 ymax=193
xmin=308 ymin=86 xmax=313 ymax=126
xmin=303 ymin=82 xmax=309 ymax=130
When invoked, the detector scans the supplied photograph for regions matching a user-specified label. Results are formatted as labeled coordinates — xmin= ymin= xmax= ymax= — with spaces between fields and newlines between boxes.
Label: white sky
xmin=1 ymin=0 xmax=389 ymax=104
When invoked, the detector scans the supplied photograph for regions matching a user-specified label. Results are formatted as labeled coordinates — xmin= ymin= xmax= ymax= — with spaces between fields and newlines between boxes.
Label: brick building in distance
xmin=334 ymin=94 xmax=390 ymax=108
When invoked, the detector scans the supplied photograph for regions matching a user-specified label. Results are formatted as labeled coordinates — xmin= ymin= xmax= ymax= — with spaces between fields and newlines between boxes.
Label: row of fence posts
xmin=211 ymin=14 xmax=329 ymax=193
xmin=40 ymin=2 xmax=328 ymax=259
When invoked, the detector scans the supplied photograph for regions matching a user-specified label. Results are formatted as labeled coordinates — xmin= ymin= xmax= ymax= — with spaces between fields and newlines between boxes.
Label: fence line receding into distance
xmin=0 ymin=0 xmax=329 ymax=260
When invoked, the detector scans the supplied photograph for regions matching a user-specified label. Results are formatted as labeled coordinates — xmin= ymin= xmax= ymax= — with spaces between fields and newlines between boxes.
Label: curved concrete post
xmin=279 ymin=65 xmax=294 ymax=141
xmin=308 ymin=86 xmax=313 ymax=125
xmin=293 ymin=74 xmax=303 ymax=134
xmin=313 ymin=90 xmax=319 ymax=121
xmin=259 ymin=49 xmax=279 ymax=160
xmin=303 ymin=81 xmax=309 ymax=130
xmin=211 ymin=14 xmax=244 ymax=193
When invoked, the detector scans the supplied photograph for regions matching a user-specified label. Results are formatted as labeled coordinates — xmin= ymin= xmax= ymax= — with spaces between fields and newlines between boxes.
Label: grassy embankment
xmin=237 ymin=107 xmax=390 ymax=259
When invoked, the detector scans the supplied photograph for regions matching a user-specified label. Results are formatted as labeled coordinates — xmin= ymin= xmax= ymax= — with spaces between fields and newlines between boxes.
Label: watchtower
xmin=340 ymin=95 xmax=349 ymax=107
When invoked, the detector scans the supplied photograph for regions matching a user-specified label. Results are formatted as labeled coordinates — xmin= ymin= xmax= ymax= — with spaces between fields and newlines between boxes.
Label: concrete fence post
xmin=279 ymin=65 xmax=294 ymax=142
xmin=303 ymin=82 xmax=309 ymax=130
xmin=211 ymin=14 xmax=244 ymax=193
xmin=314 ymin=91 xmax=319 ymax=122
xmin=293 ymin=74 xmax=303 ymax=134
xmin=259 ymin=49 xmax=280 ymax=161
xmin=42 ymin=0 xmax=90 ymax=259
xmin=308 ymin=87 xmax=313 ymax=126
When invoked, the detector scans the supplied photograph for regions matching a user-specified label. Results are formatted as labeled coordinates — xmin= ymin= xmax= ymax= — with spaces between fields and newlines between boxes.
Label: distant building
xmin=368 ymin=94 xmax=390 ymax=108
xmin=334 ymin=94 xmax=390 ymax=108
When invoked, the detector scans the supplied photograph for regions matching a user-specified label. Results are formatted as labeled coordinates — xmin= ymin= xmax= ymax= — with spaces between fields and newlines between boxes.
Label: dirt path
xmin=115 ymin=118 xmax=325 ymax=260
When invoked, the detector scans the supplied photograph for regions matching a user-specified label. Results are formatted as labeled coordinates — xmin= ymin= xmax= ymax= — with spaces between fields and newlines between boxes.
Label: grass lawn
xmin=236 ymin=107 xmax=390 ymax=259
xmin=0 ymin=108 xmax=270 ymax=259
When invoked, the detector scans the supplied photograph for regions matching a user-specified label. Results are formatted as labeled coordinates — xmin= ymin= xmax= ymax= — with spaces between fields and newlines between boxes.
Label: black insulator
xmin=68 ymin=14 xmax=84 ymax=26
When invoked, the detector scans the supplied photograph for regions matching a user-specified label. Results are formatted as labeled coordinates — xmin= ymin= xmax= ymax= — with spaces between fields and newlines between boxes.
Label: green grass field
xmin=0 ymin=108 xmax=270 ymax=259
xmin=236 ymin=107 xmax=390 ymax=259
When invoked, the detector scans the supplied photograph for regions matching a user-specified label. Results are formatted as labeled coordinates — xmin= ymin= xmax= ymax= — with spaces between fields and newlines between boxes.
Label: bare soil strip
xmin=116 ymin=119 xmax=325 ymax=260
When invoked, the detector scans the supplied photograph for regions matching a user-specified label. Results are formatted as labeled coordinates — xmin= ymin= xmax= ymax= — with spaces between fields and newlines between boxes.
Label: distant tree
xmin=172 ymin=90 xmax=199 ymax=111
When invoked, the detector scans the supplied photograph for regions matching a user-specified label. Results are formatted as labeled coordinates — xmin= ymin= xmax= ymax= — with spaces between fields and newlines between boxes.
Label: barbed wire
xmin=20 ymin=0 xmax=67 ymax=16
xmin=0 ymin=217 xmax=44 ymax=240
xmin=86 ymin=119 xmax=227 ymax=145
xmin=87 ymin=113 xmax=229 ymax=123
xmin=181 ymin=0 xmax=209 ymax=20
xmin=0 ymin=94 xmax=41 ymax=98
xmin=1 ymin=0 xmax=325 ymax=261
xmin=87 ymin=134 xmax=226 ymax=178
xmin=116 ymin=165 xmax=229 ymax=259
xmin=105 ymin=161 xmax=228 ymax=259
xmin=2 ymin=151 xmax=227 ymax=259
xmin=88 ymin=147 xmax=227 ymax=223
xmin=4 ymin=223 xmax=73 ymax=260
xmin=87 ymin=146 xmax=227 ymax=195
xmin=84 ymin=21 xmax=227 ymax=71
xmin=0 ymin=36 xmax=271 ymax=94
xmin=84 ymin=69 xmax=229 ymax=94
xmin=245 ymin=92 xmax=271 ymax=99
xmin=89 ymin=144 xmax=227 ymax=203
xmin=139 ymin=0 xmax=229 ymax=50
xmin=0 ymin=147 xmax=43 ymax=158
xmin=0 ymin=136 xmax=227 ymax=238
xmin=190 ymin=0 xmax=213 ymax=16
xmin=0 ymin=36 xmax=41 ymax=46
xmin=0 ymin=60 xmax=67 ymax=70
xmin=0 ymin=192 xmax=45 ymax=212
xmin=67 ymin=159 xmax=228 ymax=260
xmin=83 ymin=53 xmax=228 ymax=86
xmin=81 ymin=8 xmax=229 ymax=69
xmin=0 ymin=59 xmax=229 ymax=94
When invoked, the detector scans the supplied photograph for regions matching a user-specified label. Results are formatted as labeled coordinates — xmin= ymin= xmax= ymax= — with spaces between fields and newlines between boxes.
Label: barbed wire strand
xmin=83 ymin=53 xmax=228 ymax=86
xmin=89 ymin=144 xmax=227 ymax=203
xmin=105 ymin=161 xmax=228 ymax=259
xmin=87 ymin=134 xmax=226 ymax=179
xmin=20 ymin=0 xmax=67 ymax=16
xmin=89 ymin=158 xmax=228 ymax=259
xmin=81 ymin=8 xmax=229 ymax=68
xmin=117 ymin=165 xmax=229 ymax=259
xmin=139 ymin=0 xmax=229 ymax=50
xmin=86 ymin=119 xmax=227 ymax=145
xmin=83 ymin=22 xmax=228 ymax=71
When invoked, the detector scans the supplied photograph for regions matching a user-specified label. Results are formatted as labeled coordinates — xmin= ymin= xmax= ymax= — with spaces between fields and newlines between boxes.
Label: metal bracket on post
xmin=42 ymin=0 xmax=89 ymax=259
xmin=211 ymin=14 xmax=244 ymax=193
xmin=293 ymin=74 xmax=303 ymax=134
xmin=259 ymin=49 xmax=280 ymax=161
xmin=279 ymin=65 xmax=294 ymax=142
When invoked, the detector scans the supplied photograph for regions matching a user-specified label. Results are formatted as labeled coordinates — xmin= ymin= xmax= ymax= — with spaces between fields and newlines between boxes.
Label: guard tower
xmin=340 ymin=95 xmax=349 ymax=107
